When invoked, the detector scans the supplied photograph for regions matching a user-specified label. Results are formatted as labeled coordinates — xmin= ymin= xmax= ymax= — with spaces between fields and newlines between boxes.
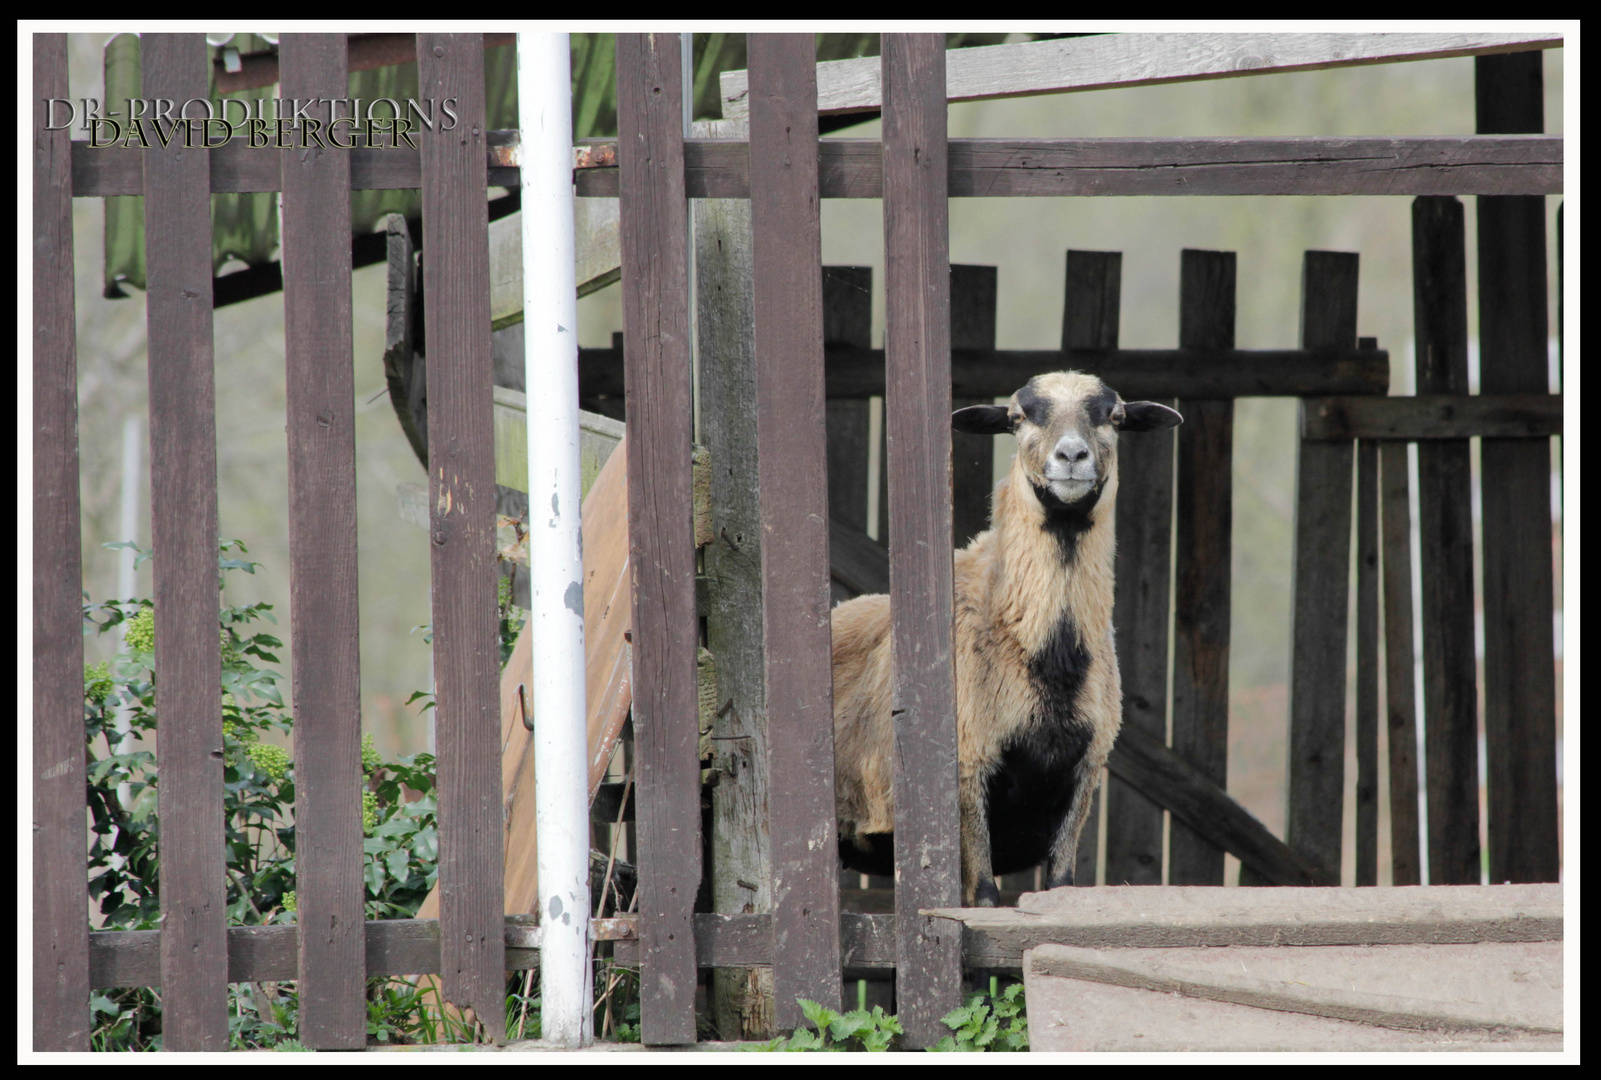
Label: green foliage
xmin=930 ymin=983 xmax=1029 ymax=1052
xmin=749 ymin=999 xmax=904 ymax=1052
xmin=81 ymin=539 xmax=443 ymax=1051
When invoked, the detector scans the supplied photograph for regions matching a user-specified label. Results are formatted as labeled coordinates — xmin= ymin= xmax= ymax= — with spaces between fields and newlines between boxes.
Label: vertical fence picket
xmin=1286 ymin=251 xmax=1359 ymax=887
xmin=416 ymin=32 xmax=506 ymax=1041
xmin=616 ymin=32 xmax=700 ymax=1046
xmin=1379 ymin=443 xmax=1423 ymax=885
xmin=278 ymin=34 xmax=366 ymax=1049
xmin=140 ymin=32 xmax=229 ymax=1051
xmin=32 ymin=31 xmax=90 ymax=1052
xmin=882 ymin=32 xmax=962 ymax=1048
xmin=748 ymin=34 xmax=844 ymax=1023
xmin=1355 ymin=439 xmax=1381 ymax=886
xmin=1410 ymin=198 xmax=1481 ymax=885
xmin=1169 ymin=249 xmax=1236 ymax=886
xmin=694 ymin=116 xmax=775 ymax=1040
xmin=1474 ymin=52 xmax=1560 ymax=884
xmin=1073 ymin=251 xmax=1167 ymax=889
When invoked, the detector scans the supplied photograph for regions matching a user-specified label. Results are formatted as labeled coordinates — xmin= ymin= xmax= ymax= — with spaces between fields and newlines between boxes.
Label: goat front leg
xmin=1044 ymin=758 xmax=1103 ymax=889
xmin=959 ymin=772 xmax=1000 ymax=906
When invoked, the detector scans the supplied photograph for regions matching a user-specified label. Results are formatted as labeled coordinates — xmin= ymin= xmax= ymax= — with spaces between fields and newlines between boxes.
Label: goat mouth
xmin=1046 ymin=476 xmax=1098 ymax=503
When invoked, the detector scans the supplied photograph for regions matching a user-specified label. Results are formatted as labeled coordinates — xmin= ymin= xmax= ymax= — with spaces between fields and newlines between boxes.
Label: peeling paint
xmin=564 ymin=581 xmax=584 ymax=617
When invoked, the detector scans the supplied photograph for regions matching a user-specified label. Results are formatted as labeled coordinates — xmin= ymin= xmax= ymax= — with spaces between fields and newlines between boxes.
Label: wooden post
xmin=694 ymin=116 xmax=776 ymax=1040
xmin=279 ymin=34 xmax=366 ymax=1049
xmin=1410 ymin=197 xmax=1481 ymax=885
xmin=1474 ymin=52 xmax=1560 ymax=884
xmin=882 ymin=33 xmax=962 ymax=1048
xmin=748 ymin=34 xmax=844 ymax=1025
xmin=617 ymin=32 xmax=700 ymax=1046
xmin=417 ymin=32 xmax=506 ymax=1042
xmin=1285 ymin=251 xmax=1359 ymax=887
xmin=141 ymin=33 xmax=228 ymax=1051
xmin=1380 ymin=442 xmax=1423 ymax=886
xmin=1354 ymin=438 xmax=1381 ymax=886
xmin=32 ymin=31 xmax=90 ymax=1052
xmin=1070 ymin=251 xmax=1167 ymax=889
xmin=1169 ymin=249 xmax=1235 ymax=887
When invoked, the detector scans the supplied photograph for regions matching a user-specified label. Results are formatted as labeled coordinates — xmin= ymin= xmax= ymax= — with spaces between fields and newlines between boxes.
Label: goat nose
xmin=1054 ymin=437 xmax=1090 ymax=464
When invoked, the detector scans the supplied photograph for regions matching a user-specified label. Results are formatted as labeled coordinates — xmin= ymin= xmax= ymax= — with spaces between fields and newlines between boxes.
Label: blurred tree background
xmin=66 ymin=33 xmax=1562 ymax=885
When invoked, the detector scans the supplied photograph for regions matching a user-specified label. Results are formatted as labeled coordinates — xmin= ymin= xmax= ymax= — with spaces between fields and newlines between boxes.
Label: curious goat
xmin=831 ymin=371 xmax=1182 ymax=905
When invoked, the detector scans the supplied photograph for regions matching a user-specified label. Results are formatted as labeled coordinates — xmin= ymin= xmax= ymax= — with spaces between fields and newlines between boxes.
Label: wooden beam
xmin=720 ymin=33 xmax=1562 ymax=119
xmin=572 ymin=136 xmax=1563 ymax=200
xmin=1300 ymin=393 xmax=1562 ymax=440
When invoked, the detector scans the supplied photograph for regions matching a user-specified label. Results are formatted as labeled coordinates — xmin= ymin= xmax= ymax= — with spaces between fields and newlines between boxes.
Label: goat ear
xmin=1119 ymin=401 xmax=1184 ymax=432
xmin=952 ymin=404 xmax=1013 ymax=435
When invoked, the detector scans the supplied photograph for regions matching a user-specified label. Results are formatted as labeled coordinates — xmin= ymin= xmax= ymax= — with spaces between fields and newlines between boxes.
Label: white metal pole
xmin=518 ymin=32 xmax=591 ymax=1047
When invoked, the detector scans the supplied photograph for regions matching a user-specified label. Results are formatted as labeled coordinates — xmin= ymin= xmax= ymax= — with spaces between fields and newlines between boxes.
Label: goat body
xmin=830 ymin=371 xmax=1181 ymax=905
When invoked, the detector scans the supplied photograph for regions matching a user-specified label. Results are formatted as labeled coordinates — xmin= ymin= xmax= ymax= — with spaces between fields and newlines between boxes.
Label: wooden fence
xmin=33 ymin=33 xmax=1560 ymax=1052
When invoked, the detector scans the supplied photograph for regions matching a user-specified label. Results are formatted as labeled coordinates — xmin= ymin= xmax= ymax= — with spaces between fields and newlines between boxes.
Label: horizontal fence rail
xmin=69 ymin=135 xmax=1562 ymax=199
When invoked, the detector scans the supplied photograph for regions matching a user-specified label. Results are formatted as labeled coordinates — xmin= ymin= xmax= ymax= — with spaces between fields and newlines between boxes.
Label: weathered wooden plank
xmin=617 ymin=32 xmax=700 ymax=1047
xmin=1301 ymin=393 xmax=1562 ymax=440
xmin=1410 ymin=197 xmax=1481 ymax=886
xmin=32 ymin=32 xmax=90 ymax=1053
xmin=277 ymin=34 xmax=366 ymax=1051
xmin=1285 ymin=251 xmax=1359 ymax=887
xmin=694 ymin=117 xmax=775 ymax=1041
xmin=572 ymin=136 xmax=1565 ymax=199
xmin=720 ymin=33 xmax=1562 ymax=119
xmin=944 ymin=883 xmax=1561 ymax=970
xmin=822 ymin=266 xmax=875 ymax=605
xmin=579 ymin=344 xmax=1390 ymax=401
xmin=1109 ymin=723 xmax=1323 ymax=887
xmin=140 ymin=33 xmax=228 ymax=1052
xmin=882 ymin=33 xmax=962 ymax=1049
xmin=416 ymin=32 xmax=505 ymax=1044
xmin=1474 ymin=52 xmax=1560 ymax=886
xmin=748 ymin=34 xmax=844 ymax=1026
xmin=1380 ymin=444 xmax=1423 ymax=886
xmin=1169 ymin=250 xmax=1234 ymax=887
xmin=950 ymin=265 xmax=999 ymax=549
xmin=1070 ymin=250 xmax=1160 ymax=889
xmin=1355 ymin=440 xmax=1381 ymax=887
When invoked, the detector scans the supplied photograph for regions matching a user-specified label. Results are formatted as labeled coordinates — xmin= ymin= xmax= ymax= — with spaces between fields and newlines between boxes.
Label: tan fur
xmin=831 ymin=371 xmax=1130 ymax=904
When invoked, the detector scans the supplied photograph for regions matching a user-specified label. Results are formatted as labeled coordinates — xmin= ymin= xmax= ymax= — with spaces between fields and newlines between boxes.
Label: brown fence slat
xmin=950 ymin=265 xmax=999 ymax=549
xmin=1285 ymin=251 xmax=1359 ymax=887
xmin=748 ymin=34 xmax=844 ymax=1024
xmin=1410 ymin=197 xmax=1481 ymax=885
xmin=882 ymin=33 xmax=962 ymax=1049
xmin=140 ymin=33 xmax=229 ymax=1052
xmin=1474 ymin=52 xmax=1560 ymax=885
xmin=1355 ymin=440 xmax=1381 ymax=886
xmin=1073 ymin=251 xmax=1163 ymax=889
xmin=617 ymin=32 xmax=700 ymax=1047
xmin=1169 ymin=249 xmax=1235 ymax=886
xmin=278 ymin=34 xmax=366 ymax=1050
xmin=1380 ymin=443 xmax=1423 ymax=886
xmin=32 ymin=32 xmax=90 ymax=1052
xmin=416 ymin=32 xmax=505 ymax=1043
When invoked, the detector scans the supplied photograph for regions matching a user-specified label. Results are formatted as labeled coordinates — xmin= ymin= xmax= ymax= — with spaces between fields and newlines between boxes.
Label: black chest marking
xmin=985 ymin=609 xmax=1096 ymax=875
xmin=1030 ymin=482 xmax=1103 ymax=563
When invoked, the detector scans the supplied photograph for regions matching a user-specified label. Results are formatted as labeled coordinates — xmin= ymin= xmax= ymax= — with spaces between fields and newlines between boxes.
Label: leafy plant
xmin=749 ymin=998 xmax=904 ymax=1052
xmin=930 ymin=983 xmax=1029 ymax=1052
